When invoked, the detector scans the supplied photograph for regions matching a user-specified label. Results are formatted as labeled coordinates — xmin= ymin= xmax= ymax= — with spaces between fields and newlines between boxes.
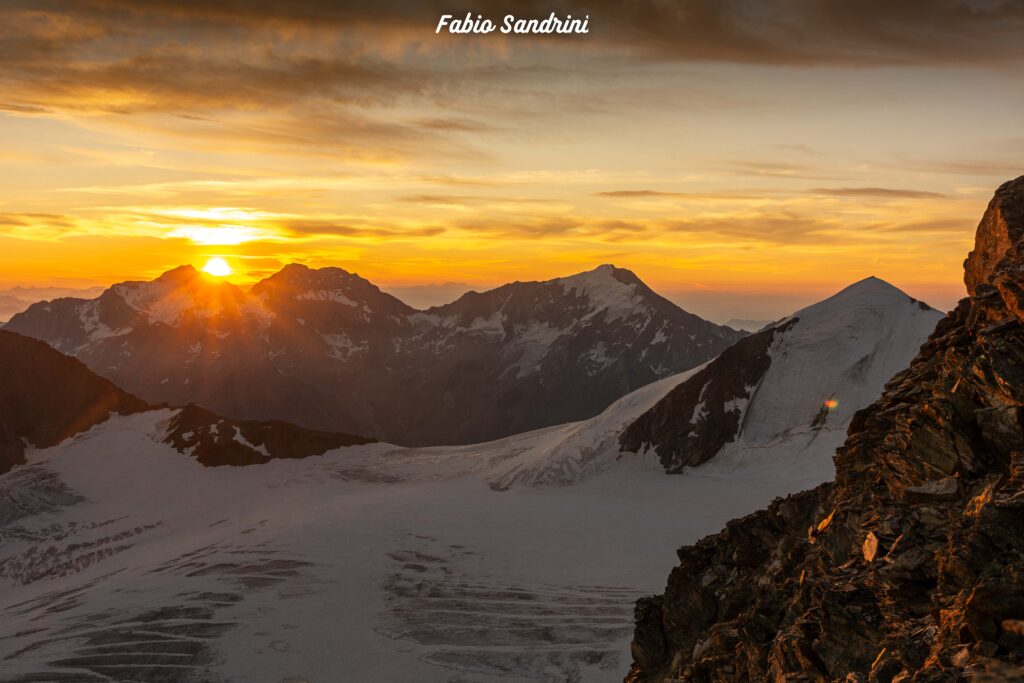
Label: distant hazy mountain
xmin=380 ymin=282 xmax=475 ymax=309
xmin=723 ymin=317 xmax=772 ymax=332
xmin=5 ymin=263 xmax=744 ymax=445
xmin=0 ymin=285 xmax=105 ymax=322
xmin=620 ymin=277 xmax=943 ymax=472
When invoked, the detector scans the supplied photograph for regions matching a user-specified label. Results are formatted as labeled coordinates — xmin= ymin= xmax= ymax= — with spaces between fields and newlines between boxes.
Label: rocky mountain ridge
xmin=0 ymin=330 xmax=149 ymax=475
xmin=5 ymin=263 xmax=744 ymax=446
xmin=625 ymin=176 xmax=1024 ymax=681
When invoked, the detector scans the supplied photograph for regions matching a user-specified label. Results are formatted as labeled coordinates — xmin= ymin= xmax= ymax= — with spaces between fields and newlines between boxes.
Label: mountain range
xmin=21 ymin=175 xmax=1024 ymax=681
xmin=4 ymin=263 xmax=744 ymax=446
xmin=0 ymin=251 xmax=948 ymax=680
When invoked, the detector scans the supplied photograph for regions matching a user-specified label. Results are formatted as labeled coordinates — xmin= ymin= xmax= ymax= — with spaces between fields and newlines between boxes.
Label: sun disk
xmin=202 ymin=257 xmax=232 ymax=277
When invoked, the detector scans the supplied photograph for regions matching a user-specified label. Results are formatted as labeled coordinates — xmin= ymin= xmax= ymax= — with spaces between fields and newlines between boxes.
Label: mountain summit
xmin=5 ymin=264 xmax=744 ymax=446
xmin=620 ymin=275 xmax=942 ymax=472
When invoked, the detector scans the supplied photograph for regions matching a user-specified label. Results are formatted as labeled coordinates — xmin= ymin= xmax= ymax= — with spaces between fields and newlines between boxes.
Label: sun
xmin=201 ymin=257 xmax=232 ymax=277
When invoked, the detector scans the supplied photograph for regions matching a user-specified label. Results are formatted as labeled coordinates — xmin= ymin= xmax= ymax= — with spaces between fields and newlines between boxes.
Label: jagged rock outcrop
xmin=0 ymin=330 xmax=149 ymax=475
xmin=620 ymin=319 xmax=797 ymax=471
xmin=625 ymin=176 xmax=1024 ymax=682
xmin=163 ymin=403 xmax=373 ymax=466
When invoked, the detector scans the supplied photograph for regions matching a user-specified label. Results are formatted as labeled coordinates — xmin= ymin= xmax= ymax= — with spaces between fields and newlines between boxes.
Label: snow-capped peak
xmin=829 ymin=275 xmax=924 ymax=300
xmin=780 ymin=275 xmax=937 ymax=331
xmin=555 ymin=264 xmax=647 ymax=320
xmin=109 ymin=266 xmax=252 ymax=325
xmin=249 ymin=264 xmax=413 ymax=318
xmin=621 ymin=276 xmax=944 ymax=473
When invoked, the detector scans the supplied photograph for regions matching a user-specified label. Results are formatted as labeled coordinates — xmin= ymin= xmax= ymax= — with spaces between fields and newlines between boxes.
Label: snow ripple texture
xmin=378 ymin=536 xmax=637 ymax=682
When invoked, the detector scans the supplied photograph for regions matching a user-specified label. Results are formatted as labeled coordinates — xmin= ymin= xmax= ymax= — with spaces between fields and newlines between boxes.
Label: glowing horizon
xmin=1 ymin=2 xmax=1022 ymax=320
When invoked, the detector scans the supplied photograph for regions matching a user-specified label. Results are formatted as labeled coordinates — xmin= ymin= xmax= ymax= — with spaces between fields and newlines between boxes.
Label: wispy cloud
xmin=280 ymin=219 xmax=445 ymax=238
xmin=810 ymin=187 xmax=947 ymax=199
xmin=596 ymin=190 xmax=771 ymax=200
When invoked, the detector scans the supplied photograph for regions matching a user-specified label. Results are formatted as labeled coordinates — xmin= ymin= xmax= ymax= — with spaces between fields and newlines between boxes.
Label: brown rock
xmin=904 ymin=477 xmax=960 ymax=503
xmin=964 ymin=176 xmax=1024 ymax=296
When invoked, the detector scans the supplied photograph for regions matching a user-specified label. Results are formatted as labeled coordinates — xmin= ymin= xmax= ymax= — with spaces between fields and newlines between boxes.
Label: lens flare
xmin=824 ymin=398 xmax=839 ymax=410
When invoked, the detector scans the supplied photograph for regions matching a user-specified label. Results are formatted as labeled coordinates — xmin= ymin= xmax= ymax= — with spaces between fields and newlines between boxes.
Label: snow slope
xmin=740 ymin=277 xmax=941 ymax=441
xmin=707 ymin=277 xmax=943 ymax=476
xmin=0 ymin=391 xmax=828 ymax=683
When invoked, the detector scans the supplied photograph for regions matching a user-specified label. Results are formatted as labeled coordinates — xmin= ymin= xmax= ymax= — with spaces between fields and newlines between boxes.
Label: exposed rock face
xmin=964 ymin=178 xmax=1024 ymax=299
xmin=625 ymin=176 xmax=1024 ymax=682
xmin=0 ymin=330 xmax=149 ymax=475
xmin=6 ymin=263 xmax=743 ymax=446
xmin=163 ymin=403 xmax=373 ymax=467
xmin=620 ymin=319 xmax=796 ymax=471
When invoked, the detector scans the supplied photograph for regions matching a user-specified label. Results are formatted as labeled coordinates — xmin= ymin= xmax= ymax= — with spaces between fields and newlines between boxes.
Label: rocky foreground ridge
xmin=626 ymin=177 xmax=1024 ymax=682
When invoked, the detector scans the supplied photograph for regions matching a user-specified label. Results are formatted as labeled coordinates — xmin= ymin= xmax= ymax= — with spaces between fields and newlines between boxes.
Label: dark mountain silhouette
xmin=164 ymin=404 xmax=372 ymax=467
xmin=0 ymin=329 xmax=371 ymax=474
xmin=0 ymin=330 xmax=149 ymax=475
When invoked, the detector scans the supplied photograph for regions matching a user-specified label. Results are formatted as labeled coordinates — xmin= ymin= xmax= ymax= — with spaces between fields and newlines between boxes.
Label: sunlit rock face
xmin=6 ymin=264 xmax=744 ymax=447
xmin=626 ymin=176 xmax=1024 ymax=682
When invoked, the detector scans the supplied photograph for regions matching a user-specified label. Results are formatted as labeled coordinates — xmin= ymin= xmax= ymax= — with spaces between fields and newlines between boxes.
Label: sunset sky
xmin=2 ymin=0 xmax=1023 ymax=320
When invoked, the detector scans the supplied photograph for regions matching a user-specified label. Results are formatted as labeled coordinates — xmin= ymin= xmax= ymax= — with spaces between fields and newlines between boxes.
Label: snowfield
xmin=0 ymin=399 xmax=834 ymax=683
